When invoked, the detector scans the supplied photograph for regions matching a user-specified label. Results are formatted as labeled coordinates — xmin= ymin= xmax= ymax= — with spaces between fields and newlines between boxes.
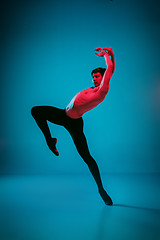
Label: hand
xmin=103 ymin=47 xmax=113 ymax=56
xmin=94 ymin=47 xmax=108 ymax=57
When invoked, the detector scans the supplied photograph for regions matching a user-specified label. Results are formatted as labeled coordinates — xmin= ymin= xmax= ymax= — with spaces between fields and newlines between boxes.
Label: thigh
xmin=65 ymin=117 xmax=90 ymax=158
xmin=70 ymin=129 xmax=91 ymax=160
xmin=34 ymin=106 xmax=66 ymax=126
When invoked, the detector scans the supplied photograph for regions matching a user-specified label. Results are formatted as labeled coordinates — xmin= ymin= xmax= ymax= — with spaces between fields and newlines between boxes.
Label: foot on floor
xmin=99 ymin=189 xmax=113 ymax=206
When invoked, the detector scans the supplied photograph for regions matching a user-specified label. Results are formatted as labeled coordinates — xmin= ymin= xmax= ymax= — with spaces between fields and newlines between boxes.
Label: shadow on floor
xmin=95 ymin=203 xmax=160 ymax=240
xmin=113 ymin=203 xmax=160 ymax=214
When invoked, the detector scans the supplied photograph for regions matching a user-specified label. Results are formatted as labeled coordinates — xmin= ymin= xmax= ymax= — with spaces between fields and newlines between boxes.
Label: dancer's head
xmin=91 ymin=67 xmax=106 ymax=87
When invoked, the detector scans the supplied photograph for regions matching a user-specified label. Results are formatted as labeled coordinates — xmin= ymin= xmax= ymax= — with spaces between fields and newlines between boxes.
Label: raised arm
xmin=94 ymin=47 xmax=115 ymax=95
xmin=103 ymin=47 xmax=115 ymax=74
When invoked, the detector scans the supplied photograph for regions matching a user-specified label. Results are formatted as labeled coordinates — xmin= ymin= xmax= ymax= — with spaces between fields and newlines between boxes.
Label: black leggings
xmin=31 ymin=106 xmax=104 ymax=192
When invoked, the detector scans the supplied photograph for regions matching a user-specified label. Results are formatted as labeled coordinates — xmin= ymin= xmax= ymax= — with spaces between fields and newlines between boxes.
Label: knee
xmin=31 ymin=106 xmax=39 ymax=118
xmin=80 ymin=152 xmax=94 ymax=165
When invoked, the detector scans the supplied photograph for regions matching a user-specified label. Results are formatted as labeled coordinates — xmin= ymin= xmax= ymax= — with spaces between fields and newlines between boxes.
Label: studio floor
xmin=0 ymin=173 xmax=160 ymax=240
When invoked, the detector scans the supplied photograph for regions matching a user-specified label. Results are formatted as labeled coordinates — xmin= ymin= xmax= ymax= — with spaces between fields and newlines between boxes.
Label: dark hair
xmin=91 ymin=67 xmax=106 ymax=77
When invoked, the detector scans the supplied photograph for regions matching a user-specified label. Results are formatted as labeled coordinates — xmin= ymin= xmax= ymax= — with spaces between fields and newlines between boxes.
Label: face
xmin=92 ymin=72 xmax=103 ymax=87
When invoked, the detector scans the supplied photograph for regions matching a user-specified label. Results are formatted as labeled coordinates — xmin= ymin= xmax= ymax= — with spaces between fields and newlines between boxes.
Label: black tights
xmin=31 ymin=106 xmax=114 ymax=205
xmin=31 ymin=106 xmax=105 ymax=192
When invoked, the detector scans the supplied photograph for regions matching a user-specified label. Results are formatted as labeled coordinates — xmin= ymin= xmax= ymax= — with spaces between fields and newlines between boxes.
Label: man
xmin=31 ymin=47 xmax=115 ymax=205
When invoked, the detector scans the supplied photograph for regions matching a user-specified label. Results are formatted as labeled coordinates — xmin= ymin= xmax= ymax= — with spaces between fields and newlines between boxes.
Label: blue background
xmin=1 ymin=0 xmax=160 ymax=175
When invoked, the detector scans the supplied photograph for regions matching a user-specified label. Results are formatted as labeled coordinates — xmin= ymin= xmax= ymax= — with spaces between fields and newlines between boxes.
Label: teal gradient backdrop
xmin=1 ymin=0 xmax=160 ymax=175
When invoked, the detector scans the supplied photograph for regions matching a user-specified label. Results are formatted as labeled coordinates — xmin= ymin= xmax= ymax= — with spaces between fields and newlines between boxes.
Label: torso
xmin=66 ymin=86 xmax=106 ymax=119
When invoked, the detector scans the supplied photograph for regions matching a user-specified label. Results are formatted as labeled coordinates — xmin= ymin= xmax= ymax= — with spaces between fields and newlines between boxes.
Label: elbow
xmin=107 ymin=64 xmax=114 ymax=76
xmin=108 ymin=64 xmax=113 ymax=73
xmin=112 ymin=64 xmax=115 ymax=74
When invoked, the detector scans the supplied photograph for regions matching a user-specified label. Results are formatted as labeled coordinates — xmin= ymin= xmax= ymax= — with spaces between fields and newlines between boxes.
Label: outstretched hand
xmin=103 ymin=47 xmax=113 ymax=55
xmin=94 ymin=47 xmax=113 ymax=57
xmin=94 ymin=48 xmax=107 ymax=57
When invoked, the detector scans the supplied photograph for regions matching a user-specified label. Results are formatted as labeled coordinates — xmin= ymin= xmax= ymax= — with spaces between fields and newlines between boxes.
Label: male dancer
xmin=31 ymin=47 xmax=115 ymax=205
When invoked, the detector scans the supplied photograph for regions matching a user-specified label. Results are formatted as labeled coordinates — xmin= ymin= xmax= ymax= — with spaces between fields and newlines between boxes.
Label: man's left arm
xmin=109 ymin=50 xmax=115 ymax=74
xmin=95 ymin=47 xmax=115 ymax=96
